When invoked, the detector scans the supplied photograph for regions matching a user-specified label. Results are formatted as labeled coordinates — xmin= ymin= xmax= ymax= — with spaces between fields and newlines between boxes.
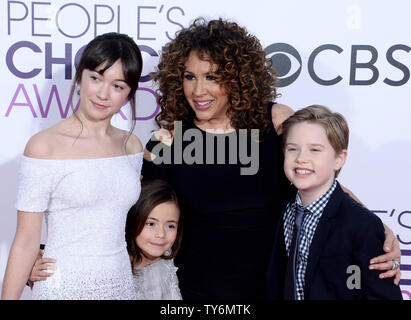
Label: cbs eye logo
xmin=265 ymin=43 xmax=302 ymax=87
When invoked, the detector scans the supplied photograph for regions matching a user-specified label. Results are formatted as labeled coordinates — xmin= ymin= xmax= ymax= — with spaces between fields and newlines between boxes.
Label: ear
xmin=75 ymin=80 xmax=81 ymax=95
xmin=334 ymin=149 xmax=347 ymax=171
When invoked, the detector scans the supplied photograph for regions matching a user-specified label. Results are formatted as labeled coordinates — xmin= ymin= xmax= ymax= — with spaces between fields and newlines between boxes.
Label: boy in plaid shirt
xmin=267 ymin=105 xmax=402 ymax=300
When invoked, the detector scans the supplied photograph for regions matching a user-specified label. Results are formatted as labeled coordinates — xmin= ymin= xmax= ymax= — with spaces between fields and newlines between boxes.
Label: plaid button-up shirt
xmin=283 ymin=180 xmax=337 ymax=300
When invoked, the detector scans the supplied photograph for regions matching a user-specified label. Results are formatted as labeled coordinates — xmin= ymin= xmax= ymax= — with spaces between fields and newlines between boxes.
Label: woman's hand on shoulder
xmin=24 ymin=131 xmax=54 ymax=159
xmin=271 ymin=103 xmax=294 ymax=134
xmin=143 ymin=128 xmax=174 ymax=163
xmin=153 ymin=128 xmax=174 ymax=147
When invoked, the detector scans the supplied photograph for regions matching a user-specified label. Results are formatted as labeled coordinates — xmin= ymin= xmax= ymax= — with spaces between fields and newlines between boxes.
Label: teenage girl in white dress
xmin=2 ymin=33 xmax=144 ymax=300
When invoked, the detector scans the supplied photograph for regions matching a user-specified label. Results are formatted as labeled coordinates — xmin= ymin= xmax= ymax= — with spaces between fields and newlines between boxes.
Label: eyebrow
xmin=147 ymin=217 xmax=178 ymax=223
xmin=90 ymin=69 xmax=128 ymax=83
xmin=308 ymin=143 xmax=325 ymax=147
xmin=183 ymin=70 xmax=218 ymax=75
xmin=285 ymin=142 xmax=325 ymax=147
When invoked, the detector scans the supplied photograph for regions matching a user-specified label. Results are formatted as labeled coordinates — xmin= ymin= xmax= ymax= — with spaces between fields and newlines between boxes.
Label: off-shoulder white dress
xmin=16 ymin=153 xmax=143 ymax=300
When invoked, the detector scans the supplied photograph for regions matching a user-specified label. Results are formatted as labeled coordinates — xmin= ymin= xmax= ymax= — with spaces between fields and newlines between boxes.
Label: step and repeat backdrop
xmin=0 ymin=0 xmax=410 ymax=299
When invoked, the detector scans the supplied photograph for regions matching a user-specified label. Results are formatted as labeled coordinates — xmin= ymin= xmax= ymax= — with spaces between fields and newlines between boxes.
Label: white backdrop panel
xmin=0 ymin=0 xmax=410 ymax=299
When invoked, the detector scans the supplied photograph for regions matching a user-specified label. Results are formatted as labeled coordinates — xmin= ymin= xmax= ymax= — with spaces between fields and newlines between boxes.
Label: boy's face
xmin=284 ymin=121 xmax=347 ymax=204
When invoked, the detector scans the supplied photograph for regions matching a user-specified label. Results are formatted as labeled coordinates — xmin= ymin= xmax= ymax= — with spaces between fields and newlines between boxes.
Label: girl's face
xmin=136 ymin=201 xmax=180 ymax=265
xmin=78 ymin=59 xmax=131 ymax=121
xmin=183 ymin=51 xmax=230 ymax=129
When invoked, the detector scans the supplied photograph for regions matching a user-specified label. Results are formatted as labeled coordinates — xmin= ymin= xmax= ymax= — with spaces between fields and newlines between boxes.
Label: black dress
xmin=141 ymin=103 xmax=290 ymax=299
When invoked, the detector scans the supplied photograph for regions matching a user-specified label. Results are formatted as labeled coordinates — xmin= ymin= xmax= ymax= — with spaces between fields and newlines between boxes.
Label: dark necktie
xmin=284 ymin=205 xmax=305 ymax=300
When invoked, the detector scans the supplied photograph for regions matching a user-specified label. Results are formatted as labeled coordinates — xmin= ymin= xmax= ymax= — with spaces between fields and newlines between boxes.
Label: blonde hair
xmin=281 ymin=105 xmax=349 ymax=177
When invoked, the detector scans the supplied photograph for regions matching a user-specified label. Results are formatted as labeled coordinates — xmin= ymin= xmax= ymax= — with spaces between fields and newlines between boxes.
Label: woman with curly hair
xmin=141 ymin=18 xmax=401 ymax=300
xmin=152 ymin=18 xmax=281 ymax=134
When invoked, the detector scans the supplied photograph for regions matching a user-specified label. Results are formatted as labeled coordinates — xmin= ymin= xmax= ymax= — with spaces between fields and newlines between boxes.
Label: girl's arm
xmin=1 ymin=211 xmax=43 ymax=299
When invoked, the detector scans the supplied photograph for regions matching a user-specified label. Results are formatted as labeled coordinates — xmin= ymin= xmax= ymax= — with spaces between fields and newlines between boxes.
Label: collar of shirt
xmin=294 ymin=180 xmax=338 ymax=218
xmin=283 ymin=180 xmax=338 ymax=254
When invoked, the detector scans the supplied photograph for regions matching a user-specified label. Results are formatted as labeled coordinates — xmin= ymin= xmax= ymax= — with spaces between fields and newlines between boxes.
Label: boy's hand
xmin=29 ymin=249 xmax=57 ymax=283
xmin=369 ymin=224 xmax=401 ymax=285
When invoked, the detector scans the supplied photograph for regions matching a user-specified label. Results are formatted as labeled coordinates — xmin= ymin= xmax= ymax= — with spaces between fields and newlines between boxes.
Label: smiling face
xmin=284 ymin=121 xmax=347 ymax=205
xmin=136 ymin=201 xmax=180 ymax=266
xmin=78 ymin=59 xmax=131 ymax=121
xmin=183 ymin=51 xmax=230 ymax=130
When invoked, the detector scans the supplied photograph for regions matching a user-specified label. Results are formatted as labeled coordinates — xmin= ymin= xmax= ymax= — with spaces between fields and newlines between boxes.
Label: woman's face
xmin=183 ymin=51 xmax=230 ymax=129
xmin=136 ymin=201 xmax=180 ymax=264
xmin=78 ymin=59 xmax=131 ymax=121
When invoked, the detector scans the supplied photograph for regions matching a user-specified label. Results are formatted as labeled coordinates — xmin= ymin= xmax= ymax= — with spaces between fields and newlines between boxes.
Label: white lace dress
xmin=15 ymin=153 xmax=143 ymax=300
xmin=132 ymin=259 xmax=182 ymax=300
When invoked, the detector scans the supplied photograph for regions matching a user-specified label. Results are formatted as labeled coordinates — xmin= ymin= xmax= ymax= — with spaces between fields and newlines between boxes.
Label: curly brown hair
xmin=152 ymin=18 xmax=278 ymax=132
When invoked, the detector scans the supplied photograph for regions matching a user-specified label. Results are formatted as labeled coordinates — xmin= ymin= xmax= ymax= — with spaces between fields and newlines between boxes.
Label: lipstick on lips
xmin=150 ymin=242 xmax=166 ymax=247
xmin=92 ymin=101 xmax=108 ymax=110
xmin=194 ymin=99 xmax=213 ymax=110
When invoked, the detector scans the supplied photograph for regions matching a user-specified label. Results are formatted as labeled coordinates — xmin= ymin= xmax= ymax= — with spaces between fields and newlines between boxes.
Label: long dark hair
xmin=70 ymin=32 xmax=143 ymax=150
xmin=125 ymin=180 xmax=182 ymax=268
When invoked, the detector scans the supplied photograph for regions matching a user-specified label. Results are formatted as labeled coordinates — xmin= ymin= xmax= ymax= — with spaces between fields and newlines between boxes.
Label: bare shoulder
xmin=271 ymin=103 xmax=294 ymax=134
xmin=126 ymin=132 xmax=143 ymax=154
xmin=110 ymin=126 xmax=143 ymax=155
xmin=24 ymin=129 xmax=56 ymax=159
xmin=24 ymin=119 xmax=79 ymax=158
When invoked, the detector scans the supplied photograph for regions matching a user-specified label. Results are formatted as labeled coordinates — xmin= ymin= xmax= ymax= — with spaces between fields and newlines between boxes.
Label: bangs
xmin=81 ymin=44 xmax=122 ymax=75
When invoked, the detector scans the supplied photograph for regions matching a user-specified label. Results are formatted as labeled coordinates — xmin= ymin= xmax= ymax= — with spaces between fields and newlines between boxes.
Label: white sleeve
xmin=15 ymin=156 xmax=58 ymax=213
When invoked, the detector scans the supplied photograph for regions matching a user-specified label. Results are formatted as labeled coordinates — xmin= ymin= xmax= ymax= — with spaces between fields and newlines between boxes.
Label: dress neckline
xmin=22 ymin=151 xmax=143 ymax=162
xmin=132 ymin=259 xmax=165 ymax=273
xmin=190 ymin=122 xmax=236 ymax=136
